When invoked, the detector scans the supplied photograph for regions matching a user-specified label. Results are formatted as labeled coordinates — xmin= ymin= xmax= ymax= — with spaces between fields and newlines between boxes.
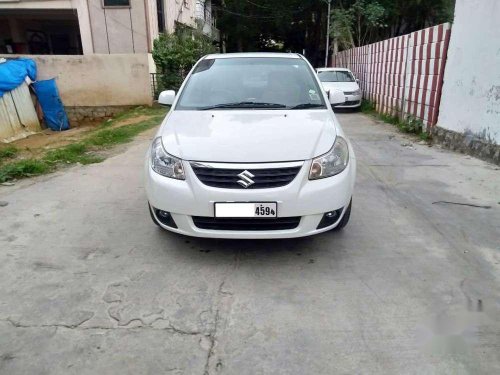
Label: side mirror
xmin=328 ymin=89 xmax=345 ymax=106
xmin=158 ymin=90 xmax=176 ymax=106
xmin=356 ymin=78 xmax=360 ymax=84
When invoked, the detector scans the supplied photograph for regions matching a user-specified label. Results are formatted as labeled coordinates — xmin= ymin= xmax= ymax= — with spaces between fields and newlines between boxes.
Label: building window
xmin=103 ymin=0 xmax=130 ymax=7
xmin=157 ymin=0 xmax=165 ymax=33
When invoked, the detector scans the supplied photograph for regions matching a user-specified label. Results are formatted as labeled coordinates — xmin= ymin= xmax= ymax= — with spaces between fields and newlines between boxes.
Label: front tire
xmin=334 ymin=199 xmax=352 ymax=230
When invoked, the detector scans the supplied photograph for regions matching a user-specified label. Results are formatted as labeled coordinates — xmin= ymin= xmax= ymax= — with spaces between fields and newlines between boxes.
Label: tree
xmin=352 ymin=0 xmax=387 ymax=45
xmin=329 ymin=0 xmax=454 ymax=51
xmin=217 ymin=0 xmax=329 ymax=66
xmin=379 ymin=0 xmax=455 ymax=37
xmin=330 ymin=0 xmax=387 ymax=50
xmin=216 ymin=0 xmax=455 ymax=62
xmin=330 ymin=7 xmax=355 ymax=50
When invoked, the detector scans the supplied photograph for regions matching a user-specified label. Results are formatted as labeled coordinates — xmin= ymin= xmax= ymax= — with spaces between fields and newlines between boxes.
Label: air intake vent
xmin=192 ymin=216 xmax=301 ymax=231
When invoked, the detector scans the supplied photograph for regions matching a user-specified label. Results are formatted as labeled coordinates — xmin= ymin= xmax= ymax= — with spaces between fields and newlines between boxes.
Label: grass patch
xmin=0 ymin=146 xmax=18 ymax=161
xmin=0 ymin=159 xmax=49 ymax=182
xmin=44 ymin=143 xmax=103 ymax=165
xmin=361 ymin=99 xmax=431 ymax=140
xmin=419 ymin=132 xmax=431 ymax=141
xmin=99 ymin=106 xmax=167 ymax=129
xmin=0 ymin=106 xmax=167 ymax=183
xmin=378 ymin=113 xmax=400 ymax=125
xmin=86 ymin=115 xmax=163 ymax=147
xmin=360 ymin=99 xmax=376 ymax=114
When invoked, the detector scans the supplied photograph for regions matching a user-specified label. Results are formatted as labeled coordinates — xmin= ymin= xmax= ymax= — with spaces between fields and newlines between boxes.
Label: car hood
xmin=321 ymin=81 xmax=359 ymax=92
xmin=160 ymin=110 xmax=337 ymax=162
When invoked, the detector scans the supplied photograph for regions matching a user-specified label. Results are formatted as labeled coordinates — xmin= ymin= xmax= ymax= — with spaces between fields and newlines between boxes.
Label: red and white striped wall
xmin=331 ymin=23 xmax=451 ymax=129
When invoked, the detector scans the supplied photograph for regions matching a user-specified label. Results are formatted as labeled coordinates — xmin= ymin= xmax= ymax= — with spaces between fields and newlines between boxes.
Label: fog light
xmin=158 ymin=210 xmax=169 ymax=218
xmin=154 ymin=208 xmax=178 ymax=228
xmin=317 ymin=208 xmax=343 ymax=229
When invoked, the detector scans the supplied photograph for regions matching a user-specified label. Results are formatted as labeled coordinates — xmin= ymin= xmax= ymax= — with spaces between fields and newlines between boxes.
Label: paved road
xmin=1 ymin=112 xmax=499 ymax=375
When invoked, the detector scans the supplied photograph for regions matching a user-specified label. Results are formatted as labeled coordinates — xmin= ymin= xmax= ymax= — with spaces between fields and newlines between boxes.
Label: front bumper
xmin=145 ymin=157 xmax=356 ymax=239
xmin=336 ymin=93 xmax=362 ymax=108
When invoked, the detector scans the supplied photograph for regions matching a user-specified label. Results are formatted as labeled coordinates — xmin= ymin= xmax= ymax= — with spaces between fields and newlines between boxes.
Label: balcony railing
xmin=195 ymin=18 xmax=219 ymax=41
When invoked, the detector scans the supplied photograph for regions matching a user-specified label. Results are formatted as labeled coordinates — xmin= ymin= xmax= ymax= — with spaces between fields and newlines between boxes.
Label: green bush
xmin=152 ymin=31 xmax=218 ymax=93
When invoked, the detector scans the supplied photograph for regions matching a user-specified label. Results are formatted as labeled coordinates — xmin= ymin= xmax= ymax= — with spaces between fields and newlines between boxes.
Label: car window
xmin=176 ymin=57 xmax=326 ymax=110
xmin=318 ymin=70 xmax=355 ymax=83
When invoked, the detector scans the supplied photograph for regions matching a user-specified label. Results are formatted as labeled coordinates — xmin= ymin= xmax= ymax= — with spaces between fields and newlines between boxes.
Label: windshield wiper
xmin=199 ymin=101 xmax=287 ymax=110
xmin=289 ymin=103 xmax=326 ymax=109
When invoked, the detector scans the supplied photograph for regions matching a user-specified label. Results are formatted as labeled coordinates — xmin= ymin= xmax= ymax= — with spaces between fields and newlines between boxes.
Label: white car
xmin=317 ymin=68 xmax=362 ymax=109
xmin=145 ymin=53 xmax=356 ymax=239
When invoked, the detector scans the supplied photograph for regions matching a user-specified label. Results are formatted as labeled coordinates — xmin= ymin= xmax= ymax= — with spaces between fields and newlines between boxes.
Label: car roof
xmin=204 ymin=52 xmax=302 ymax=60
xmin=317 ymin=67 xmax=351 ymax=72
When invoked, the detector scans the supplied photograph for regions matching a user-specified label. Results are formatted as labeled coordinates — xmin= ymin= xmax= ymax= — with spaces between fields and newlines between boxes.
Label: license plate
xmin=214 ymin=202 xmax=277 ymax=218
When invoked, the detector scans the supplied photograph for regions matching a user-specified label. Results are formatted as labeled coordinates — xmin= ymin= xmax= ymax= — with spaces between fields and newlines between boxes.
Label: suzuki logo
xmin=237 ymin=170 xmax=255 ymax=188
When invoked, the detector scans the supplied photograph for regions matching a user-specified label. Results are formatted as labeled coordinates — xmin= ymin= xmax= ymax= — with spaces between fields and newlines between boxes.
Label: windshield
xmin=176 ymin=57 xmax=326 ymax=110
xmin=318 ymin=70 xmax=355 ymax=82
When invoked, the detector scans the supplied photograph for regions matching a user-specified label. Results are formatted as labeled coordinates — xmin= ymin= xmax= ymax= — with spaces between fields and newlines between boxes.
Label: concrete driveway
xmin=1 ymin=112 xmax=499 ymax=375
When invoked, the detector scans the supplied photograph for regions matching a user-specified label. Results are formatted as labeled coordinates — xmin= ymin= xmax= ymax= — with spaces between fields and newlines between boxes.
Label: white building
xmin=0 ymin=0 xmax=219 ymax=55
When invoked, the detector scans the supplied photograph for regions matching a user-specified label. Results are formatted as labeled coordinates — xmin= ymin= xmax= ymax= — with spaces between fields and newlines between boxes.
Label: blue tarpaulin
xmin=0 ymin=58 xmax=37 ymax=97
xmin=32 ymin=79 xmax=70 ymax=131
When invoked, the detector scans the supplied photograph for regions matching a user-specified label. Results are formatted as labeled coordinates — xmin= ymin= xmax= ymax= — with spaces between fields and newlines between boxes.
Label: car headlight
xmin=150 ymin=137 xmax=185 ymax=180
xmin=352 ymin=89 xmax=361 ymax=95
xmin=309 ymin=136 xmax=349 ymax=180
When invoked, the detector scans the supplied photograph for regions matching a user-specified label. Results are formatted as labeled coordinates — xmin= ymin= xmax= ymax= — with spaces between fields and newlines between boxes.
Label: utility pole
xmin=324 ymin=0 xmax=332 ymax=67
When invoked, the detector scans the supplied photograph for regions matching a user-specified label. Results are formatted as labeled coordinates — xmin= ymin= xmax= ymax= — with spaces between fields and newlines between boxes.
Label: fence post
xmin=401 ymin=34 xmax=412 ymax=122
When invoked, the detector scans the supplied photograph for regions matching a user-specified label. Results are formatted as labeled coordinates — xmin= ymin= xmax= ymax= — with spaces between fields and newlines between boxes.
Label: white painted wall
xmin=165 ymin=0 xmax=196 ymax=33
xmin=1 ymin=54 xmax=153 ymax=106
xmin=438 ymin=0 xmax=500 ymax=144
xmin=87 ymin=0 xmax=151 ymax=54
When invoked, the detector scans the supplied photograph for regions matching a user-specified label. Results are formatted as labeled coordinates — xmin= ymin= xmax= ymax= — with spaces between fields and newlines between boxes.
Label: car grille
xmin=343 ymin=91 xmax=356 ymax=95
xmin=190 ymin=163 xmax=302 ymax=189
xmin=192 ymin=216 xmax=301 ymax=231
xmin=344 ymin=100 xmax=360 ymax=105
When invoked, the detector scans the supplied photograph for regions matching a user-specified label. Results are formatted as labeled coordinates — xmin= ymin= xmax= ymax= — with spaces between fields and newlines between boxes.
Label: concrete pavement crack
xmin=2 ymin=251 xmax=241 ymax=374
xmin=203 ymin=250 xmax=240 ymax=375
xmin=1 ymin=317 xmax=207 ymax=336
xmin=432 ymin=201 xmax=491 ymax=209
xmin=3 ymin=315 xmax=93 ymax=330
xmin=203 ymin=308 xmax=221 ymax=375
xmin=167 ymin=323 xmax=205 ymax=336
